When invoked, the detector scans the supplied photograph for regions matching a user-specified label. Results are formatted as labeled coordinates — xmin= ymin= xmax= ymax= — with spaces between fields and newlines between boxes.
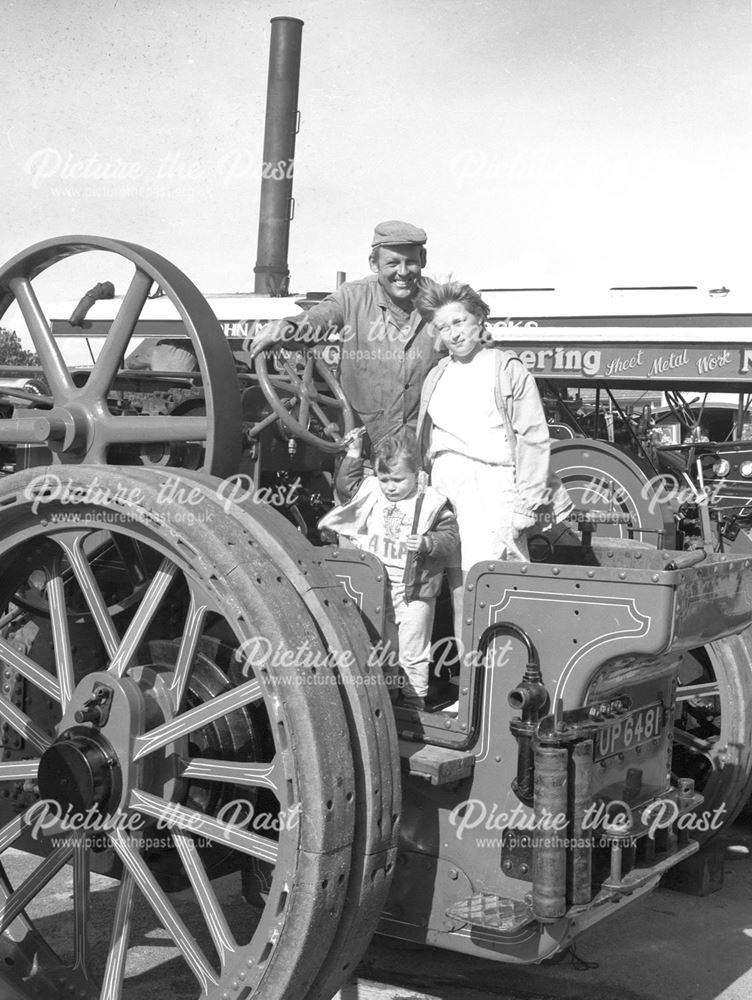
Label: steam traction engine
xmin=0 ymin=235 xmax=748 ymax=999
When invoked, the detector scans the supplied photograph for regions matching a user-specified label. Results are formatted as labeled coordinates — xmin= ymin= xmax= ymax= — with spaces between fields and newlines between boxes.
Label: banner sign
xmin=488 ymin=327 xmax=752 ymax=382
xmin=511 ymin=343 xmax=752 ymax=381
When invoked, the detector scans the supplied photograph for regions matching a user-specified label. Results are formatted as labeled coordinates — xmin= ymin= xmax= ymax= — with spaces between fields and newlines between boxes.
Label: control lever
xmin=568 ymin=508 xmax=633 ymax=547
xmin=663 ymin=548 xmax=707 ymax=571
xmin=68 ymin=281 xmax=115 ymax=327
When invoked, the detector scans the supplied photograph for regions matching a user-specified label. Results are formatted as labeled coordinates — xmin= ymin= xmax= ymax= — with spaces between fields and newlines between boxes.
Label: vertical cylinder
xmin=609 ymin=839 xmax=623 ymax=884
xmin=568 ymin=739 xmax=593 ymax=906
xmin=253 ymin=17 xmax=304 ymax=295
xmin=532 ymin=744 xmax=569 ymax=920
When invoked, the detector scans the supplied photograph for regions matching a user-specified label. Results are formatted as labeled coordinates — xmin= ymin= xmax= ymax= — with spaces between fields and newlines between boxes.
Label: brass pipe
xmin=532 ymin=744 xmax=568 ymax=920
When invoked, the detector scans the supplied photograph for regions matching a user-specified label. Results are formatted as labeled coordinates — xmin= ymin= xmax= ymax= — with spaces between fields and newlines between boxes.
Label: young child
xmin=318 ymin=427 xmax=458 ymax=710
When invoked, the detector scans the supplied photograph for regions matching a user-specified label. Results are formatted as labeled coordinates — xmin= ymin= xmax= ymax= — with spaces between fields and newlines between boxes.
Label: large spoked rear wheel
xmin=0 ymin=465 xmax=392 ymax=999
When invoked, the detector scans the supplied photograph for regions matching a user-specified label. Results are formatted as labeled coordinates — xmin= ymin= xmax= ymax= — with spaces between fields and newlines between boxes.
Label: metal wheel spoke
xmin=173 ymin=830 xmax=237 ymax=968
xmin=247 ymin=410 xmax=286 ymax=437
xmin=7 ymin=276 xmax=75 ymax=398
xmin=0 ymin=760 xmax=39 ymax=782
xmin=298 ymin=356 xmax=314 ymax=427
xmin=130 ymin=790 xmax=280 ymax=863
xmin=109 ymin=830 xmax=219 ymax=993
xmin=0 ymin=859 xmax=56 ymax=952
xmin=111 ymin=536 xmax=149 ymax=589
xmin=0 ymin=694 xmax=52 ymax=754
xmin=181 ymin=757 xmax=279 ymax=792
xmin=298 ymin=397 xmax=311 ymax=429
xmin=676 ymin=681 xmax=719 ymax=702
xmin=280 ymin=359 xmax=306 ymax=394
xmin=271 ymin=383 xmax=304 ymax=404
xmin=167 ymin=592 xmax=208 ymax=712
xmin=301 ymin=354 xmax=315 ymax=384
xmin=56 ymin=532 xmax=120 ymax=658
xmin=132 ymin=678 xmax=262 ymax=761
xmin=263 ymin=390 xmax=300 ymax=414
xmin=0 ymin=634 xmax=60 ymax=701
xmin=0 ymin=807 xmax=39 ymax=853
xmin=46 ymin=568 xmax=75 ymax=711
xmin=72 ymin=833 xmax=90 ymax=976
xmin=102 ymin=414 xmax=210 ymax=445
xmin=87 ymin=269 xmax=153 ymax=397
xmin=266 ymin=374 xmax=304 ymax=396
xmin=316 ymin=393 xmax=345 ymax=409
xmin=298 ymin=396 xmax=310 ymax=427
xmin=310 ymin=399 xmax=335 ymax=428
xmin=109 ymin=558 xmax=178 ymax=677
xmin=316 ymin=363 xmax=348 ymax=401
xmin=0 ymin=841 xmax=73 ymax=936
xmin=100 ymin=871 xmax=136 ymax=1000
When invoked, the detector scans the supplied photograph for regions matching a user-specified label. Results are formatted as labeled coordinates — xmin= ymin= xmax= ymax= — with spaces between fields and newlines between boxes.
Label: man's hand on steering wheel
xmin=341 ymin=427 xmax=366 ymax=457
xmin=250 ymin=320 xmax=297 ymax=357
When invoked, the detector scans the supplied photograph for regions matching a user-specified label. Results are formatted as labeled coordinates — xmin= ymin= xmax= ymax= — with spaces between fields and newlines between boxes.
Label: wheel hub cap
xmin=38 ymin=729 xmax=120 ymax=814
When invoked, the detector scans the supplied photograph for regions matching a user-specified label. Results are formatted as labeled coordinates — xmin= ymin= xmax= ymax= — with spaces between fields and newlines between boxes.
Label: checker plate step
xmin=446 ymin=893 xmax=536 ymax=933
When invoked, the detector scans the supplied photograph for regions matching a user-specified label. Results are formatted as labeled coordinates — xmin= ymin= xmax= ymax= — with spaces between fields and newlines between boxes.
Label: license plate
xmin=594 ymin=702 xmax=664 ymax=761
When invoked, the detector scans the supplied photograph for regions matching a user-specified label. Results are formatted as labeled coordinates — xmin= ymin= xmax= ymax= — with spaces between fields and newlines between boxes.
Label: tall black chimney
xmin=253 ymin=16 xmax=304 ymax=295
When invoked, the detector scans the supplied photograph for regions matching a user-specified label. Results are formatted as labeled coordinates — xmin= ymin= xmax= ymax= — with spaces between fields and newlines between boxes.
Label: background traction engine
xmin=0 ymin=236 xmax=747 ymax=998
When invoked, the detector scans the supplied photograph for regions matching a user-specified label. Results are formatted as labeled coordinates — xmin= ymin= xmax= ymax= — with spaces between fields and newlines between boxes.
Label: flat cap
xmin=371 ymin=220 xmax=427 ymax=248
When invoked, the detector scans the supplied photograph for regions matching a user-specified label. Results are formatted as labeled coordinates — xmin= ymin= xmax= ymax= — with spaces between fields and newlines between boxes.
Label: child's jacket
xmin=318 ymin=461 xmax=459 ymax=602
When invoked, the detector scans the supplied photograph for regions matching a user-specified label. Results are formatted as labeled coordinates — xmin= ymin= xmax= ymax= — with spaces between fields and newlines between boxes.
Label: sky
xmin=2 ymin=0 xmax=752 ymax=321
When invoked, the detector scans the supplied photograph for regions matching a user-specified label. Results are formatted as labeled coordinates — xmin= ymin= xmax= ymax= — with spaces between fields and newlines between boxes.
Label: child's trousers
xmin=382 ymin=583 xmax=434 ymax=705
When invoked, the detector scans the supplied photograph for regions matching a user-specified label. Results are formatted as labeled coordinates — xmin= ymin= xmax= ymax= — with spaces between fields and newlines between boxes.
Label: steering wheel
xmin=255 ymin=346 xmax=355 ymax=453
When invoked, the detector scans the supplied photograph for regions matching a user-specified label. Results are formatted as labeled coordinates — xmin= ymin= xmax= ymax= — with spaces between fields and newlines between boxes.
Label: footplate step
xmin=446 ymin=893 xmax=535 ymax=933
xmin=398 ymin=740 xmax=475 ymax=785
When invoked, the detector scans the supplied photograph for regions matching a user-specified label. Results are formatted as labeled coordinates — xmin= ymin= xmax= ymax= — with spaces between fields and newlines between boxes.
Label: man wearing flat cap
xmin=253 ymin=220 xmax=440 ymax=453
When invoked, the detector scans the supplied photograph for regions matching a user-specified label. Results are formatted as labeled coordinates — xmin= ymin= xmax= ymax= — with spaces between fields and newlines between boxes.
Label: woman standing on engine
xmin=415 ymin=281 xmax=569 ymax=634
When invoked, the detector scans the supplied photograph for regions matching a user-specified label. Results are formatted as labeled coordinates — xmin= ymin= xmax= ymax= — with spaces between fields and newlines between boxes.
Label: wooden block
xmin=398 ymin=740 xmax=475 ymax=785
xmin=661 ymin=847 xmax=724 ymax=896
